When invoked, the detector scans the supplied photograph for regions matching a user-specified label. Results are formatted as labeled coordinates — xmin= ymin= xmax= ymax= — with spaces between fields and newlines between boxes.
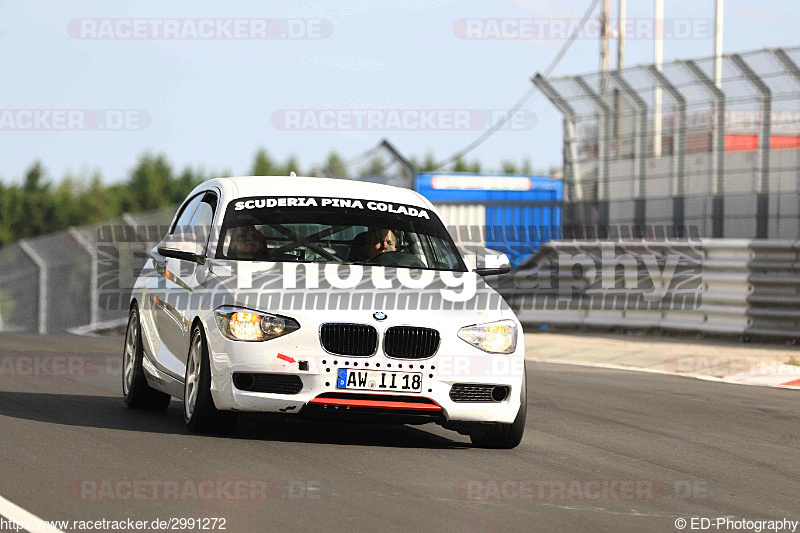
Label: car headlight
xmin=215 ymin=306 xmax=300 ymax=342
xmin=458 ymin=320 xmax=517 ymax=354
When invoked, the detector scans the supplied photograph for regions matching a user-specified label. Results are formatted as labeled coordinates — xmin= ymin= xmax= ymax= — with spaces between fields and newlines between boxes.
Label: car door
xmin=152 ymin=193 xmax=204 ymax=362
xmin=164 ymin=191 xmax=217 ymax=364
xmin=171 ymin=191 xmax=218 ymax=366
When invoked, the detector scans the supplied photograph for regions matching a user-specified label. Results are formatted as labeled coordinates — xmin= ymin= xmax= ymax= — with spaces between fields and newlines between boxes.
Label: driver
xmin=363 ymin=228 xmax=397 ymax=261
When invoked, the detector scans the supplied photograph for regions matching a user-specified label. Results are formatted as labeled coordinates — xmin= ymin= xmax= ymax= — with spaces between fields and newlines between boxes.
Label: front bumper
xmin=206 ymin=325 xmax=525 ymax=425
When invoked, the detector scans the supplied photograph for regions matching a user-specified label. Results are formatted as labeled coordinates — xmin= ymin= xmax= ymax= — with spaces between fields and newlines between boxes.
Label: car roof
xmin=194 ymin=176 xmax=431 ymax=208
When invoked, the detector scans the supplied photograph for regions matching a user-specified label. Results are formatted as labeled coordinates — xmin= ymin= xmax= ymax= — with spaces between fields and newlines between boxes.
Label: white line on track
xmin=0 ymin=494 xmax=66 ymax=533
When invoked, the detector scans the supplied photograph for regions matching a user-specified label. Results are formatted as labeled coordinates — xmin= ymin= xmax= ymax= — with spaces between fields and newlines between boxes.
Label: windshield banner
xmin=232 ymin=197 xmax=431 ymax=219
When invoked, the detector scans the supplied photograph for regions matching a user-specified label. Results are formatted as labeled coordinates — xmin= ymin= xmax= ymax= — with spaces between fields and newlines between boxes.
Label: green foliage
xmin=128 ymin=153 xmax=173 ymax=212
xmin=501 ymin=160 xmax=519 ymax=174
xmin=168 ymin=168 xmax=203 ymax=203
xmin=323 ymin=151 xmax=347 ymax=178
xmin=453 ymin=158 xmax=469 ymax=172
xmin=0 ymin=149 xmax=559 ymax=247
xmin=0 ymin=288 xmax=16 ymax=325
xmin=251 ymin=148 xmax=276 ymax=176
xmin=282 ymin=155 xmax=301 ymax=176
xmin=359 ymin=157 xmax=386 ymax=177
xmin=421 ymin=151 xmax=438 ymax=172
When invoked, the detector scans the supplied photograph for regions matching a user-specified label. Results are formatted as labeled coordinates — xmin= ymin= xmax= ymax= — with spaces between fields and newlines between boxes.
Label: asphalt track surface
xmin=0 ymin=333 xmax=797 ymax=533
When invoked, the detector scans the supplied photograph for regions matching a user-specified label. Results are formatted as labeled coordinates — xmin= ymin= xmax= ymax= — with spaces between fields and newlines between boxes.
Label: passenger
xmin=363 ymin=228 xmax=397 ymax=261
xmin=348 ymin=228 xmax=397 ymax=262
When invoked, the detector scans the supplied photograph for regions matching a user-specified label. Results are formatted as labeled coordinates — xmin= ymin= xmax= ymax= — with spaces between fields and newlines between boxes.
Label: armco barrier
xmin=746 ymin=241 xmax=800 ymax=340
xmin=695 ymin=240 xmax=752 ymax=335
xmin=0 ymin=206 xmax=176 ymax=334
xmin=502 ymin=238 xmax=800 ymax=341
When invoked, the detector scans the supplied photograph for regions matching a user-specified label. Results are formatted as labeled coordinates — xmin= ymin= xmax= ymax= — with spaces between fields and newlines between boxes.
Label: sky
xmin=1 ymin=0 xmax=799 ymax=184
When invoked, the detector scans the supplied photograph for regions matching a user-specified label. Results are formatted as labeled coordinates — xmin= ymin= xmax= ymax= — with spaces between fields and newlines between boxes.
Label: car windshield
xmin=216 ymin=196 xmax=467 ymax=271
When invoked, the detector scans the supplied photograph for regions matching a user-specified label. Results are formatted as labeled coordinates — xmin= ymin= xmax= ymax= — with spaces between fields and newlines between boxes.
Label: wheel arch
xmin=191 ymin=315 xmax=206 ymax=337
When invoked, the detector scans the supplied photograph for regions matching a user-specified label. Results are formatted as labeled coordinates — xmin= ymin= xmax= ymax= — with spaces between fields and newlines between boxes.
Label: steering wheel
xmin=371 ymin=251 xmax=426 ymax=268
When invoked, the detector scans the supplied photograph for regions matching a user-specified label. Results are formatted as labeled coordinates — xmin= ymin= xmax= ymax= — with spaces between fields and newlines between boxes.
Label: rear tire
xmin=122 ymin=305 xmax=171 ymax=410
xmin=184 ymin=325 xmax=238 ymax=434
xmin=469 ymin=365 xmax=527 ymax=449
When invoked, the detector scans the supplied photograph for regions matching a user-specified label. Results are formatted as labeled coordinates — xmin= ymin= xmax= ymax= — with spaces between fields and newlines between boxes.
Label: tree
xmin=127 ymin=154 xmax=173 ymax=212
xmin=0 ymin=182 xmax=11 ymax=246
xmin=0 ymin=148 xmax=553 ymax=250
xmin=359 ymin=157 xmax=386 ymax=178
xmin=168 ymin=168 xmax=203 ymax=203
xmin=0 ymin=184 xmax=22 ymax=246
xmin=251 ymin=148 xmax=276 ymax=176
xmin=80 ymin=172 xmax=121 ymax=223
xmin=501 ymin=160 xmax=519 ymax=174
xmin=453 ymin=158 xmax=469 ymax=172
xmin=282 ymin=155 xmax=300 ymax=176
xmin=323 ymin=151 xmax=348 ymax=178
xmin=18 ymin=161 xmax=56 ymax=238
xmin=52 ymin=178 xmax=79 ymax=229
xmin=421 ymin=151 xmax=438 ymax=172
xmin=521 ymin=158 xmax=533 ymax=175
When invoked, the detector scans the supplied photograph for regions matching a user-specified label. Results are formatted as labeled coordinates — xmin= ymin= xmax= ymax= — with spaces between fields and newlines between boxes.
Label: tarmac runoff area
xmin=524 ymin=331 xmax=800 ymax=389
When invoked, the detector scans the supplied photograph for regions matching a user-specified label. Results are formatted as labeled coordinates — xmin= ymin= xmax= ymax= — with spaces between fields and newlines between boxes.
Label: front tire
xmin=469 ymin=365 xmax=527 ymax=449
xmin=123 ymin=305 xmax=171 ymax=410
xmin=184 ymin=325 xmax=238 ymax=434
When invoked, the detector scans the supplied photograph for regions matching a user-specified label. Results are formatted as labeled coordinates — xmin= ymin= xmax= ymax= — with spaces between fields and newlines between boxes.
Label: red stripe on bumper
xmin=308 ymin=397 xmax=443 ymax=411
xmin=780 ymin=378 xmax=800 ymax=387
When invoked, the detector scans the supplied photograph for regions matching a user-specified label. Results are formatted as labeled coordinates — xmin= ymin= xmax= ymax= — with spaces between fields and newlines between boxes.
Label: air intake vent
xmin=449 ymin=384 xmax=509 ymax=402
xmin=383 ymin=326 xmax=440 ymax=358
xmin=233 ymin=373 xmax=303 ymax=394
xmin=319 ymin=323 xmax=378 ymax=357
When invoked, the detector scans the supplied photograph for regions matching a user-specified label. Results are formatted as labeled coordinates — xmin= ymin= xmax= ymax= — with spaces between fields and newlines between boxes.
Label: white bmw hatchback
xmin=123 ymin=176 xmax=527 ymax=448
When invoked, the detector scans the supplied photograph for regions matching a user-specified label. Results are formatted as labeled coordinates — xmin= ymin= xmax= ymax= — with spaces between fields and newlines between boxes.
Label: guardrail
xmin=500 ymin=238 xmax=800 ymax=342
xmin=2 ymin=215 xmax=799 ymax=343
xmin=0 ymin=206 xmax=175 ymax=334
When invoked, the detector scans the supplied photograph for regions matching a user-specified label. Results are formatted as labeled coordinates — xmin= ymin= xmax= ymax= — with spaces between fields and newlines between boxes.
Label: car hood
xmin=204 ymin=261 xmax=515 ymax=329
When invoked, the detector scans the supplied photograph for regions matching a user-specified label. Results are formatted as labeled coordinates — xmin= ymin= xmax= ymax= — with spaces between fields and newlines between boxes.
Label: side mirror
xmin=157 ymin=233 xmax=205 ymax=263
xmin=464 ymin=247 xmax=512 ymax=276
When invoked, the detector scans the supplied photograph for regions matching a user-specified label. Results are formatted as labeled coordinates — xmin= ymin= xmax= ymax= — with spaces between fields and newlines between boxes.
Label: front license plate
xmin=337 ymin=369 xmax=422 ymax=393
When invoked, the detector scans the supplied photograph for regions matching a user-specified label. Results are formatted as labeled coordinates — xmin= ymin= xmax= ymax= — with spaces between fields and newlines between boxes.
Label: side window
xmin=170 ymin=194 xmax=204 ymax=235
xmin=188 ymin=192 xmax=218 ymax=247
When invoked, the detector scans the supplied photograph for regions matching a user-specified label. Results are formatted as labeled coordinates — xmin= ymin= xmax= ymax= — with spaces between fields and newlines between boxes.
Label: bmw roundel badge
xmin=373 ymin=312 xmax=387 ymax=321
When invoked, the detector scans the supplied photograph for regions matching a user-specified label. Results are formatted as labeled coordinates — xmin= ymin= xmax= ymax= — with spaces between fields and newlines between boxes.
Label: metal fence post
xmin=730 ymin=53 xmax=772 ymax=238
xmin=610 ymin=71 xmax=648 ymax=233
xmin=645 ymin=65 xmax=687 ymax=236
xmin=380 ymin=139 xmax=417 ymax=190
xmin=681 ymin=59 xmax=726 ymax=238
xmin=69 ymin=227 xmax=98 ymax=329
xmin=570 ymin=75 xmax=612 ymax=236
xmin=771 ymin=48 xmax=800 ymax=239
xmin=18 ymin=240 xmax=47 ymax=334
xmin=532 ymin=74 xmax=583 ymax=227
